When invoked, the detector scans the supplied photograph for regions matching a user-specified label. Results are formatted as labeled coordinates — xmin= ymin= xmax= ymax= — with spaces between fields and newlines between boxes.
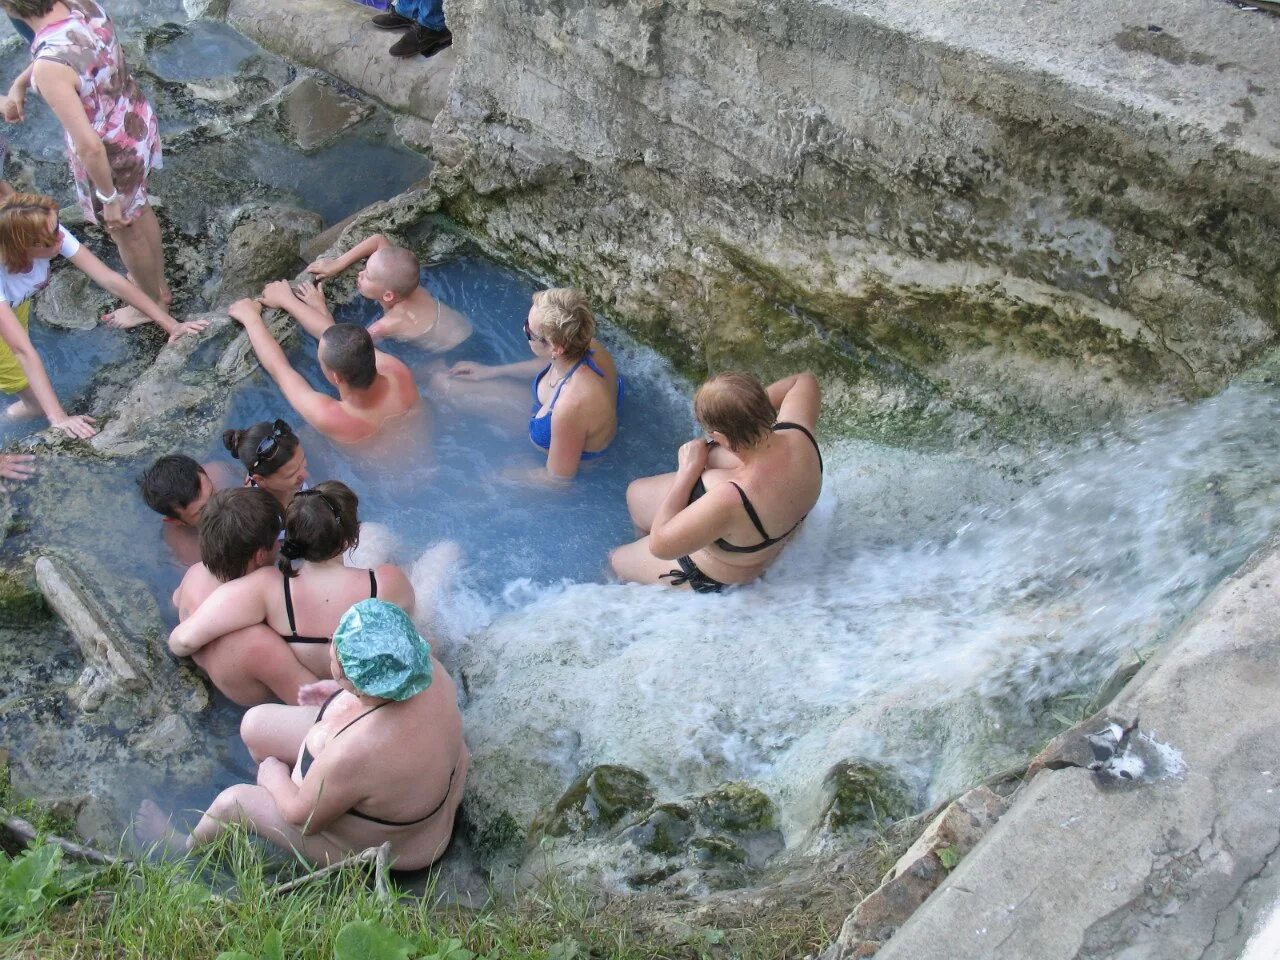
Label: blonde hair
xmin=531 ymin=288 xmax=595 ymax=360
xmin=0 ymin=193 xmax=59 ymax=274
xmin=694 ymin=372 xmax=776 ymax=450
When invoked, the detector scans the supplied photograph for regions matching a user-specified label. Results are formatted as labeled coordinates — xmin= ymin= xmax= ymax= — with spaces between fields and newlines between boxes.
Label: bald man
xmin=304 ymin=234 xmax=471 ymax=353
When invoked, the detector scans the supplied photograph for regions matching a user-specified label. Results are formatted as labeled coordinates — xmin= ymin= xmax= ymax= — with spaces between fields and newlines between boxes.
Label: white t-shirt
xmin=0 ymin=227 xmax=81 ymax=307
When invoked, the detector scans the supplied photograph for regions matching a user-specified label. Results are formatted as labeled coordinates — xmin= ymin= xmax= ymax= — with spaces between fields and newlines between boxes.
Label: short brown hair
xmin=532 ymin=288 xmax=594 ymax=360
xmin=199 ymin=488 xmax=282 ymax=582
xmin=694 ymin=372 xmax=776 ymax=450
xmin=277 ymin=481 xmax=359 ymax=577
xmin=320 ymin=324 xmax=377 ymax=389
xmin=0 ymin=193 xmax=59 ymax=274
xmin=0 ymin=1 xmax=58 ymax=20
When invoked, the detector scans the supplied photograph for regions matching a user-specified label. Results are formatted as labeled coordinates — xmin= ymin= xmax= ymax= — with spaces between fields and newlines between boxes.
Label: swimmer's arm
xmin=544 ymin=405 xmax=589 ymax=480
xmin=375 ymin=564 xmax=417 ymax=621
xmin=449 ymin=357 xmax=545 ymax=381
xmin=0 ymin=300 xmax=76 ymax=429
xmin=648 ymin=441 xmax=732 ymax=560
xmin=265 ymin=753 xmax=365 ymax=833
xmin=168 ymin=575 xmax=268 ymax=657
xmin=67 ymin=247 xmax=183 ymax=335
xmin=260 ymin=281 xmax=333 ymax=340
xmin=306 ymin=233 xmax=389 ymax=278
xmin=767 ymin=371 xmax=821 ymax=431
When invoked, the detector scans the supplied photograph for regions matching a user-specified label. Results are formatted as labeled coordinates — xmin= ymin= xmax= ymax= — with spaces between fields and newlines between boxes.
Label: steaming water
xmin=2 ymin=1 xmax=1280 ymax=863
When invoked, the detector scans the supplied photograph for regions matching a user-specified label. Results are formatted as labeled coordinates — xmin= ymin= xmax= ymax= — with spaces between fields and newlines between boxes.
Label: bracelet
xmin=94 ymin=186 xmax=120 ymax=205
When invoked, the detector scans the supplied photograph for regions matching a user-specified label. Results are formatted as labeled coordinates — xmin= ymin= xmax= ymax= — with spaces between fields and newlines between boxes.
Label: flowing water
xmin=2 ymin=1 xmax=1280 ymax=875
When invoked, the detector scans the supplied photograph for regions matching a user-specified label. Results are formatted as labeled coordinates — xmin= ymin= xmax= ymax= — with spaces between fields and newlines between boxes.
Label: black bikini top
xmin=281 ymin=569 xmax=377 ymax=644
xmin=689 ymin=421 xmax=823 ymax=554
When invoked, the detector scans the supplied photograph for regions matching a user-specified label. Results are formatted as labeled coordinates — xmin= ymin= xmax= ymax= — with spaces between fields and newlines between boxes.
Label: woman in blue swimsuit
xmin=441 ymin=288 xmax=622 ymax=480
xmin=611 ymin=371 xmax=823 ymax=593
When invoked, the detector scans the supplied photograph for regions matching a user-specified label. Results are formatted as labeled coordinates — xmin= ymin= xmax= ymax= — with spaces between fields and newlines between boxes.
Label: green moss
xmin=466 ymin=809 xmax=524 ymax=864
xmin=533 ymin=765 xmax=656 ymax=840
xmin=0 ymin=569 xmax=49 ymax=628
xmin=622 ymin=803 xmax=694 ymax=857
xmin=822 ymin=760 xmax=912 ymax=833
xmin=693 ymin=782 xmax=776 ymax=834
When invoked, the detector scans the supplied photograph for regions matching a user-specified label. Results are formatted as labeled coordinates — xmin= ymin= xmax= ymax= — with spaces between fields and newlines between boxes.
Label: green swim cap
xmin=333 ymin=598 xmax=432 ymax=701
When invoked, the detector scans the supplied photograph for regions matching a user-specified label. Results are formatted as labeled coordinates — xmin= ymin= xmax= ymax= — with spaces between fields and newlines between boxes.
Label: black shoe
xmin=421 ymin=29 xmax=452 ymax=58
xmin=389 ymin=24 xmax=450 ymax=57
xmin=371 ymin=10 xmax=414 ymax=29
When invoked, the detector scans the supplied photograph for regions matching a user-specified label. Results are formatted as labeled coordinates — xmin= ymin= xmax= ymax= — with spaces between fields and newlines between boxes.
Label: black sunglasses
xmin=250 ymin=419 xmax=293 ymax=473
xmin=523 ymin=320 xmax=548 ymax=344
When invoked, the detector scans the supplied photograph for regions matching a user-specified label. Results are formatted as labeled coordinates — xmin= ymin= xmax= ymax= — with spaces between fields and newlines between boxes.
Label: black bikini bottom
xmin=659 ymin=555 xmax=726 ymax=594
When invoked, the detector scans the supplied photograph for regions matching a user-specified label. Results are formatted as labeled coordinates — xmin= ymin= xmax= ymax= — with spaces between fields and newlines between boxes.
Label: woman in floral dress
xmin=1 ymin=0 xmax=169 ymax=329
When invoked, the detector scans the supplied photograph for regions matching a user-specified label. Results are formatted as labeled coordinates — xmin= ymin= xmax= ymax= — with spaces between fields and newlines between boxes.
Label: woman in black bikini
xmin=610 ymin=371 xmax=823 ymax=592
xmin=138 ymin=598 xmax=468 ymax=870
xmin=169 ymin=481 xmax=415 ymax=677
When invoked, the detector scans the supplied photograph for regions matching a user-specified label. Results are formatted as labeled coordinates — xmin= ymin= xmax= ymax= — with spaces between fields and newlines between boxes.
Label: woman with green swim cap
xmin=136 ymin=599 xmax=469 ymax=870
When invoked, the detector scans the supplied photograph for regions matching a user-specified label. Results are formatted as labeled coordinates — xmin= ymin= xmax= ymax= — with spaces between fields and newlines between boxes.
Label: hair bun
xmin=221 ymin=429 xmax=241 ymax=456
xmin=279 ymin=538 xmax=305 ymax=560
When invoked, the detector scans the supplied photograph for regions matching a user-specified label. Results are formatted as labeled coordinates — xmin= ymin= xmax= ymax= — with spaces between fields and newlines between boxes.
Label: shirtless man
xmin=305 ymin=234 xmax=471 ymax=352
xmin=170 ymin=487 xmax=316 ymax=705
xmin=138 ymin=454 xmax=222 ymax=567
xmin=227 ymin=295 xmax=424 ymax=447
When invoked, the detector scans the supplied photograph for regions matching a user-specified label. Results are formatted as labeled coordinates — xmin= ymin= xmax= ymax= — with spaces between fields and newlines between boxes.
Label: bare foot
xmin=134 ymin=799 xmax=190 ymax=853
xmin=101 ymin=305 xmax=152 ymax=329
xmin=5 ymin=398 xmax=40 ymax=420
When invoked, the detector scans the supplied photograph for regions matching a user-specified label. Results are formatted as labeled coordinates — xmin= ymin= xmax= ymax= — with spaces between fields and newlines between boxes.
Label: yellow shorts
xmin=0 ymin=300 xmax=32 ymax=394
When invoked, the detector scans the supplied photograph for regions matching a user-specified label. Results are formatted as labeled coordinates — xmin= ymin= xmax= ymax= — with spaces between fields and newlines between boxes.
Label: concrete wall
xmin=432 ymin=0 xmax=1280 ymax=441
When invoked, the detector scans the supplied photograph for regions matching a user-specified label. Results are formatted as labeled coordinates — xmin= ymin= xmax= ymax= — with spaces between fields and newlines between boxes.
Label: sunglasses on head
xmin=250 ymin=419 xmax=292 ymax=473
xmin=523 ymin=320 xmax=548 ymax=344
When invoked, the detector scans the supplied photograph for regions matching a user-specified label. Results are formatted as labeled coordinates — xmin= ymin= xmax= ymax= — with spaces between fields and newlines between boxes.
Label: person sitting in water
xmin=610 ymin=371 xmax=822 ymax=593
xmin=303 ymin=236 xmax=471 ymax=352
xmin=223 ymin=418 xmax=309 ymax=510
xmin=0 ymin=193 xmax=203 ymax=437
xmin=138 ymin=454 xmax=228 ymax=567
xmin=170 ymin=488 xmax=317 ymax=706
xmin=138 ymin=598 xmax=468 ymax=870
xmin=169 ymin=481 xmax=415 ymax=678
xmin=435 ymin=288 xmax=622 ymax=481
xmin=227 ymin=297 xmax=424 ymax=447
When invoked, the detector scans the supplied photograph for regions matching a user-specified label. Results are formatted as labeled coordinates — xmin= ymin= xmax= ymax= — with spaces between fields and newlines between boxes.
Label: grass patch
xmin=0 ymin=828 xmax=831 ymax=960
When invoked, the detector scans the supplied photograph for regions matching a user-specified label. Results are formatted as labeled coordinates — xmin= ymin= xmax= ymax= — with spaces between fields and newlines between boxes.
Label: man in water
xmin=228 ymin=297 xmax=424 ymax=447
xmin=138 ymin=454 xmax=219 ymax=567
xmin=300 ymin=237 xmax=471 ymax=353
xmin=171 ymin=487 xmax=316 ymax=705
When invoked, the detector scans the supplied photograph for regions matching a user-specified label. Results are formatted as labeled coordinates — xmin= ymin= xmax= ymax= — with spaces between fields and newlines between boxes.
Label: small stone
xmin=694 ymin=782 xmax=776 ymax=833
xmin=278 ymin=75 xmax=373 ymax=152
xmin=533 ymin=764 xmax=656 ymax=839
xmin=35 ymin=268 xmax=110 ymax=331
xmin=821 ymin=760 xmax=913 ymax=833
xmin=620 ymin=802 xmax=694 ymax=856
xmin=689 ymin=835 xmax=747 ymax=865
xmin=217 ymin=204 xmax=323 ymax=302
xmin=886 ymin=785 xmax=1009 ymax=883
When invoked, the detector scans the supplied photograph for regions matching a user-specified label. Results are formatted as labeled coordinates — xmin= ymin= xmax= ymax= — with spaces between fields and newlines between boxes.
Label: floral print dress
xmin=31 ymin=0 xmax=162 ymax=225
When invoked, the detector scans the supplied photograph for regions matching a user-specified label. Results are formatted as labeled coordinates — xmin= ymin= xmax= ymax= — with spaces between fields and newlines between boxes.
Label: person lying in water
xmin=138 ymin=454 xmax=233 ymax=568
xmin=610 ymin=371 xmax=822 ymax=593
xmin=223 ymin=418 xmax=309 ymax=510
xmin=137 ymin=598 xmax=469 ymax=871
xmin=170 ymin=487 xmax=317 ymax=706
xmin=304 ymin=234 xmax=471 ymax=352
xmin=228 ymin=296 xmax=423 ymax=447
xmin=431 ymin=288 xmax=622 ymax=482
xmin=0 ymin=193 xmax=204 ymax=437
xmin=168 ymin=480 xmax=414 ymax=679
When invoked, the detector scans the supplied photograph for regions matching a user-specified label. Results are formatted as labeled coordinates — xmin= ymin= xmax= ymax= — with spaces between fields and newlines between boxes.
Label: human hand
xmin=2 ymin=90 xmax=24 ymax=123
xmin=306 ymin=258 xmax=341 ymax=280
xmin=296 ymin=679 xmax=343 ymax=707
xmin=166 ymin=318 xmax=209 ymax=343
xmin=447 ymin=361 xmax=492 ymax=381
xmin=51 ymin=414 xmax=97 ymax=440
xmin=259 ymin=280 xmax=295 ymax=310
xmin=256 ymin=756 xmax=290 ymax=786
xmin=0 ymin=454 xmax=35 ymax=481
xmin=676 ymin=438 xmax=710 ymax=473
xmin=296 ymin=279 xmax=328 ymax=313
xmin=101 ymin=198 xmax=127 ymax=232
xmin=227 ymin=298 xmax=264 ymax=327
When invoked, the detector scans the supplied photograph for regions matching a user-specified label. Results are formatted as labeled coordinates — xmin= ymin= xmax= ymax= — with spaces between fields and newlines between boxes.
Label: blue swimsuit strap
xmin=545 ymin=351 xmax=606 ymax=413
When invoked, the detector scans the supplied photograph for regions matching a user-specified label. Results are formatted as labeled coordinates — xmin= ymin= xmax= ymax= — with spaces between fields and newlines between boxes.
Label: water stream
xmin=1 ymin=1 xmax=1279 ymax=881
